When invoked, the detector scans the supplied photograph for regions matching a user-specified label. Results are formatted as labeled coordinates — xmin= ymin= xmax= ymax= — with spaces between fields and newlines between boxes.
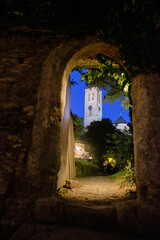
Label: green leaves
xmin=72 ymin=113 xmax=84 ymax=141
xmin=106 ymin=129 xmax=134 ymax=170
xmin=84 ymin=118 xmax=133 ymax=172
xmin=77 ymin=54 xmax=130 ymax=110
xmin=84 ymin=118 xmax=117 ymax=168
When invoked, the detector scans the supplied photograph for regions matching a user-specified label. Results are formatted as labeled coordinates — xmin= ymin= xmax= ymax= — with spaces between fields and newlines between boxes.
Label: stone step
xmin=10 ymin=223 xmax=155 ymax=240
xmin=34 ymin=197 xmax=138 ymax=233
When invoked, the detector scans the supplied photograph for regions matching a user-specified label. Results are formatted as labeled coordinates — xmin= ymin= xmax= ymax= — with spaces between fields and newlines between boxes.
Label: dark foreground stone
xmin=10 ymin=223 xmax=157 ymax=240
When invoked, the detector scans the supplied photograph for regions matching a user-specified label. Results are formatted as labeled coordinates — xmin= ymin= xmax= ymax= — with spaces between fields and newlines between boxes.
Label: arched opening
xmin=56 ymin=40 xmax=127 ymax=191
xmin=28 ymin=37 xmax=135 ymax=202
xmin=25 ymin=35 xmax=160 ymax=237
xmin=57 ymin=65 xmax=135 ymax=205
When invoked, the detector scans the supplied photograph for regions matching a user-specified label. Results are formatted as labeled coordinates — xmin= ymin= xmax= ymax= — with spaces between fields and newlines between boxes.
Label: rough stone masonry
xmin=0 ymin=8 xmax=160 ymax=240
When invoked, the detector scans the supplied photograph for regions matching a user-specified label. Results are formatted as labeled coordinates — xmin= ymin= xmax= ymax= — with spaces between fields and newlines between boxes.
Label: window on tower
xmin=92 ymin=92 xmax=94 ymax=100
xmin=88 ymin=93 xmax=90 ymax=101
xmin=98 ymin=94 xmax=100 ymax=103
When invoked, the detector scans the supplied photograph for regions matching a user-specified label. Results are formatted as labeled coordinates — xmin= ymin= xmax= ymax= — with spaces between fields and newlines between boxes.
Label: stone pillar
xmin=132 ymin=73 xmax=160 ymax=236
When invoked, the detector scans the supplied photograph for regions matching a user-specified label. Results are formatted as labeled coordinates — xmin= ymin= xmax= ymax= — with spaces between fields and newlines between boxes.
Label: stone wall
xmin=0 ymin=29 xmax=119 ymax=204
xmin=132 ymin=73 xmax=160 ymax=236
xmin=26 ymin=35 xmax=120 ymax=197
xmin=0 ymin=27 xmax=160 ymax=239
xmin=0 ymin=30 xmax=64 ymax=219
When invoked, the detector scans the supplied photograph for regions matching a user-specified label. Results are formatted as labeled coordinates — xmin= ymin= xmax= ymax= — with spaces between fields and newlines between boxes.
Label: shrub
xmin=84 ymin=118 xmax=118 ymax=169
xmin=75 ymin=158 xmax=99 ymax=177
xmin=121 ymin=161 xmax=135 ymax=185
xmin=72 ymin=113 xmax=84 ymax=140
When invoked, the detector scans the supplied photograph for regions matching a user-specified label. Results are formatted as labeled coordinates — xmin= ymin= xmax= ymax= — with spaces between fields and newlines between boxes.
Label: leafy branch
xmin=75 ymin=54 xmax=131 ymax=110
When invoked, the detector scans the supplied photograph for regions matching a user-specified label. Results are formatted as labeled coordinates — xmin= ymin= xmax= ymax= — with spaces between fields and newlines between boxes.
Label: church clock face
xmin=88 ymin=105 xmax=92 ymax=110
xmin=88 ymin=105 xmax=92 ymax=116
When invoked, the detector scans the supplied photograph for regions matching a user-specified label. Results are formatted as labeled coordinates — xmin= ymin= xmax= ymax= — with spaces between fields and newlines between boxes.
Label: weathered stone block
xmin=0 ymin=196 xmax=5 ymax=216
xmin=35 ymin=197 xmax=116 ymax=230
xmin=116 ymin=200 xmax=138 ymax=234
xmin=34 ymin=197 xmax=60 ymax=222
xmin=64 ymin=204 xmax=116 ymax=229
xmin=1 ymin=164 xmax=14 ymax=174
xmin=65 ymin=179 xmax=79 ymax=189
xmin=9 ymin=223 xmax=36 ymax=240
xmin=23 ymin=105 xmax=35 ymax=113
xmin=138 ymin=205 xmax=160 ymax=238
xmin=0 ymin=169 xmax=10 ymax=195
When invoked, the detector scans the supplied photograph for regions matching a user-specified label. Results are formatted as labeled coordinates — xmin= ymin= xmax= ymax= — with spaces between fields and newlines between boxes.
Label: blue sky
xmin=70 ymin=70 xmax=130 ymax=123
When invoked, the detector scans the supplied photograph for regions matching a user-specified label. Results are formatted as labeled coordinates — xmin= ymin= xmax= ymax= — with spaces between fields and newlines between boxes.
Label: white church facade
xmin=84 ymin=86 xmax=128 ymax=131
xmin=84 ymin=87 xmax=102 ymax=127
xmin=74 ymin=86 xmax=129 ymax=159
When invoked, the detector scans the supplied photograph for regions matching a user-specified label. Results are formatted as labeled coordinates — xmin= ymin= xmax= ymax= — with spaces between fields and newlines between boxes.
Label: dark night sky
xmin=70 ymin=70 xmax=130 ymax=124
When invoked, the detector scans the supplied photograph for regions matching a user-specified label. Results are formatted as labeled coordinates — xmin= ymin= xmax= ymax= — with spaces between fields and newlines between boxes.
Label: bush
xmin=84 ymin=118 xmax=118 ymax=169
xmin=121 ymin=161 xmax=135 ymax=185
xmin=106 ymin=130 xmax=134 ymax=171
xmin=72 ymin=113 xmax=84 ymax=140
xmin=75 ymin=158 xmax=99 ymax=177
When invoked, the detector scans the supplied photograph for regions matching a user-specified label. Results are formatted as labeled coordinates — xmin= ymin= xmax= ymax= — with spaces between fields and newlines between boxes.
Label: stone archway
xmin=28 ymin=36 xmax=124 ymax=194
xmin=28 ymin=36 xmax=160 ymax=237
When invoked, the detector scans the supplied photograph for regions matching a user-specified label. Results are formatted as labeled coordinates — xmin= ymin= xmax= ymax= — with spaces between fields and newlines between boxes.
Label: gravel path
xmin=59 ymin=176 xmax=136 ymax=205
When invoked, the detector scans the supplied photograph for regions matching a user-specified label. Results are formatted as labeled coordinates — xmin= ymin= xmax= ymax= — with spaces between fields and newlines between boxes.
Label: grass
xmin=108 ymin=169 xmax=126 ymax=180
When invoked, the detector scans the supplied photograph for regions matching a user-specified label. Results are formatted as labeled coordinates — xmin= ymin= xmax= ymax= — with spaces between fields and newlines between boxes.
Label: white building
xmin=74 ymin=141 xmax=91 ymax=159
xmin=113 ymin=116 xmax=129 ymax=132
xmin=84 ymin=87 xmax=102 ymax=127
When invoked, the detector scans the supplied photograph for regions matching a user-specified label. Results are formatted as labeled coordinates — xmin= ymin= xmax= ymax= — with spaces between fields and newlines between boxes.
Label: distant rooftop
xmin=114 ymin=116 xmax=127 ymax=124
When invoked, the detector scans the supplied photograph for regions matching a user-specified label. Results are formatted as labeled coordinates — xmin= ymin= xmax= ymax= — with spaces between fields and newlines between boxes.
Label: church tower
xmin=84 ymin=87 xmax=102 ymax=127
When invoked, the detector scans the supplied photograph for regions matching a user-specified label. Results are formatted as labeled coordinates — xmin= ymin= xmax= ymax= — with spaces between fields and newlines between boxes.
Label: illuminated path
xmin=59 ymin=176 xmax=136 ymax=205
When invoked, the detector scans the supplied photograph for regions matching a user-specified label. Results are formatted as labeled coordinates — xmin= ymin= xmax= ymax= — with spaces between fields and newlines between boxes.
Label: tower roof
xmin=114 ymin=116 xmax=127 ymax=124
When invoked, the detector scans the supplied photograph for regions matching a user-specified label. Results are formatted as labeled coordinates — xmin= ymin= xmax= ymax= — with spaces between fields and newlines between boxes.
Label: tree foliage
xmin=97 ymin=0 xmax=160 ymax=73
xmin=85 ymin=118 xmax=133 ymax=172
xmin=75 ymin=54 xmax=130 ymax=111
xmin=84 ymin=118 xmax=118 ymax=168
xmin=105 ymin=129 xmax=134 ymax=169
xmin=72 ymin=113 xmax=83 ymax=141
